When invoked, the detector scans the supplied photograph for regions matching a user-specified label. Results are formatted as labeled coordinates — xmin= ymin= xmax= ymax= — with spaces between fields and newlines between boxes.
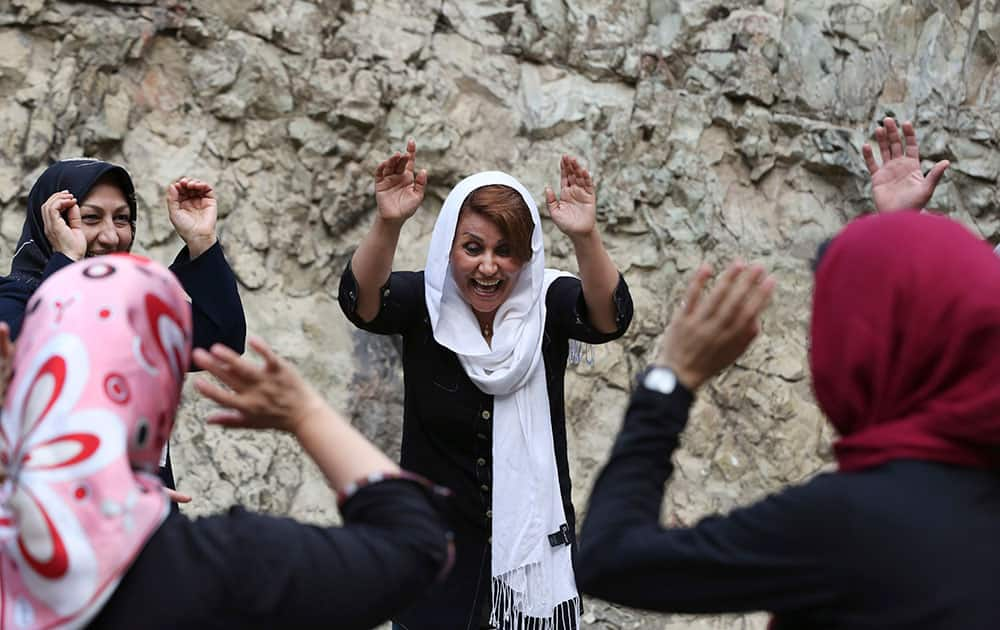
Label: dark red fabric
xmin=810 ymin=211 xmax=1000 ymax=472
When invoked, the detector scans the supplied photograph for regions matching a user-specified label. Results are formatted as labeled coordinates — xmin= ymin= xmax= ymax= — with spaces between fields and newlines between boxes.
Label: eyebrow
xmin=460 ymin=232 xmax=507 ymax=243
xmin=80 ymin=203 xmax=130 ymax=213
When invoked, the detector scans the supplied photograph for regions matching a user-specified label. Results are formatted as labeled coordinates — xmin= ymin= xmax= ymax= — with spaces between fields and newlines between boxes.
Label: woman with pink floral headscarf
xmin=0 ymin=255 xmax=452 ymax=629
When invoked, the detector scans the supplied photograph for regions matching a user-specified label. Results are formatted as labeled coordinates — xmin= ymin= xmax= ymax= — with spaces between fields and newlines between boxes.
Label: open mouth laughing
xmin=470 ymin=277 xmax=504 ymax=297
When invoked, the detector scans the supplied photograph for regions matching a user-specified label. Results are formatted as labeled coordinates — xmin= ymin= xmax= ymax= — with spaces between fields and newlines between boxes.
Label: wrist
xmin=290 ymin=389 xmax=331 ymax=437
xmin=55 ymin=244 xmax=84 ymax=262
xmin=568 ymin=228 xmax=601 ymax=250
xmin=185 ymin=234 xmax=218 ymax=259
xmin=651 ymin=357 xmax=703 ymax=391
xmin=374 ymin=214 xmax=407 ymax=232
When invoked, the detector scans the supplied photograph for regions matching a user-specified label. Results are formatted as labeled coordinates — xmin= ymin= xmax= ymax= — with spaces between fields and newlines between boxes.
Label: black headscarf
xmin=10 ymin=159 xmax=137 ymax=288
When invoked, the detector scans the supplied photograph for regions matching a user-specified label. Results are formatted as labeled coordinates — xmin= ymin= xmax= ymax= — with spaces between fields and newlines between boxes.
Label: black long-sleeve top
xmin=0 ymin=243 xmax=246 ymax=491
xmin=578 ymin=377 xmax=1000 ymax=629
xmin=339 ymin=265 xmax=633 ymax=630
xmin=89 ymin=477 xmax=454 ymax=629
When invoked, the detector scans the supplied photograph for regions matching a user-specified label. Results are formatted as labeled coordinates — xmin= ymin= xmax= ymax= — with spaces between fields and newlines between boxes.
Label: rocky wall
xmin=1 ymin=0 xmax=998 ymax=628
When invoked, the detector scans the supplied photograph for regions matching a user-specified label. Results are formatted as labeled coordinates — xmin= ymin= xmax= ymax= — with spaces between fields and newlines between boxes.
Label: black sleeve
xmin=577 ymin=379 xmax=845 ymax=616
xmin=169 ymin=242 xmax=246 ymax=356
xmin=338 ymin=261 xmax=424 ymax=335
xmin=197 ymin=478 xmax=451 ymax=629
xmin=0 ymin=253 xmax=75 ymax=340
xmin=545 ymin=274 xmax=633 ymax=343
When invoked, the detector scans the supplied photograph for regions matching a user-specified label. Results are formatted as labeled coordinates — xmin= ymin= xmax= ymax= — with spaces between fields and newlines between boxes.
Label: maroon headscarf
xmin=810 ymin=211 xmax=1000 ymax=472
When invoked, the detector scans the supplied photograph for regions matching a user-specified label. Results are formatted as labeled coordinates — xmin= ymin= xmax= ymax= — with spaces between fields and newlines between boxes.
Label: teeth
xmin=474 ymin=279 xmax=500 ymax=287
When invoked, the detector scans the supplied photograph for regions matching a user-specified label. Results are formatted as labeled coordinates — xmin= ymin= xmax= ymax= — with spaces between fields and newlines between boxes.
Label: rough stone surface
xmin=1 ymin=1 xmax=998 ymax=628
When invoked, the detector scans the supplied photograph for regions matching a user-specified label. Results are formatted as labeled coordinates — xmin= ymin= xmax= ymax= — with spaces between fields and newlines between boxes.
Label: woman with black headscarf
xmin=578 ymin=211 xmax=1000 ymax=628
xmin=0 ymin=159 xmax=247 ymax=493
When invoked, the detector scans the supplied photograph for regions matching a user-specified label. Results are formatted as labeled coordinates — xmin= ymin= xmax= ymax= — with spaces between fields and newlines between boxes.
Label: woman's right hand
xmin=374 ymin=139 xmax=427 ymax=224
xmin=193 ymin=337 xmax=329 ymax=436
xmin=40 ymin=191 xmax=87 ymax=261
xmin=655 ymin=262 xmax=776 ymax=391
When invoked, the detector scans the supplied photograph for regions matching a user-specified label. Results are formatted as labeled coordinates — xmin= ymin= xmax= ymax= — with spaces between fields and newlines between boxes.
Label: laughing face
xmin=450 ymin=210 xmax=526 ymax=318
xmin=80 ymin=180 xmax=133 ymax=257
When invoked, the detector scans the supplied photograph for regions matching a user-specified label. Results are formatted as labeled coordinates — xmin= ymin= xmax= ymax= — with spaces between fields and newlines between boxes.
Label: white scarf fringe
xmin=491 ymin=572 xmax=581 ymax=630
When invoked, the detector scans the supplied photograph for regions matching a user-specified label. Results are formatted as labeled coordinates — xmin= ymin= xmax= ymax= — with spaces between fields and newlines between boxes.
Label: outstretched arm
xmin=546 ymin=156 xmax=620 ymax=333
xmin=351 ymin=139 xmax=427 ymax=322
xmin=193 ymin=337 xmax=399 ymax=490
xmin=862 ymin=118 xmax=949 ymax=213
xmin=576 ymin=264 xmax=853 ymax=618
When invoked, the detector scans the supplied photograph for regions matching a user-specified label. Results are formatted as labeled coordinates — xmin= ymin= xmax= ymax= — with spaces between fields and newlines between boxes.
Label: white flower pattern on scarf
xmin=0 ymin=334 xmax=126 ymax=620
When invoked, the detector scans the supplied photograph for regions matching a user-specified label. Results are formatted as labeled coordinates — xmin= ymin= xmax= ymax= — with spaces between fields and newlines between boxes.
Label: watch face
xmin=644 ymin=367 xmax=676 ymax=395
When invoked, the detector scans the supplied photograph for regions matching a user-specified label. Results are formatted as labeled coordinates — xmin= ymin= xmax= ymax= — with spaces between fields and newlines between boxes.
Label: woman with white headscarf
xmin=339 ymin=140 xmax=633 ymax=629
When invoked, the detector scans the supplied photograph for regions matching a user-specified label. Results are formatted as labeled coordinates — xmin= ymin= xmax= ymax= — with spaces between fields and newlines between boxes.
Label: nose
xmin=478 ymin=252 xmax=498 ymax=276
xmin=95 ymin=218 xmax=120 ymax=249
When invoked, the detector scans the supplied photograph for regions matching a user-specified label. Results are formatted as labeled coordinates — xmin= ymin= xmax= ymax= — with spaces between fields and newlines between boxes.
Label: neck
xmin=474 ymin=310 xmax=496 ymax=340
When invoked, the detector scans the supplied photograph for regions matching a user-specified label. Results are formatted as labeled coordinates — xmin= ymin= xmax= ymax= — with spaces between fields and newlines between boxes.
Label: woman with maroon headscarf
xmin=577 ymin=211 xmax=1000 ymax=628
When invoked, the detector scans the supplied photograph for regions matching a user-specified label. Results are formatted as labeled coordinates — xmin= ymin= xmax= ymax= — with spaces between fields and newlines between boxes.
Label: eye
xmin=495 ymin=245 xmax=512 ymax=257
xmin=81 ymin=214 xmax=100 ymax=225
xmin=114 ymin=215 xmax=130 ymax=226
xmin=463 ymin=243 xmax=482 ymax=255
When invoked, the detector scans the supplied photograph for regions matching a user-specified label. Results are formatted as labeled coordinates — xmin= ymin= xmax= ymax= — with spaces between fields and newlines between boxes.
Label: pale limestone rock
xmin=0 ymin=2 xmax=998 ymax=629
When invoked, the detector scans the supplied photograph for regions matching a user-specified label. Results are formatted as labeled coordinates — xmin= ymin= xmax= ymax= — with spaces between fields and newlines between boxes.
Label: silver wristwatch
xmin=642 ymin=366 xmax=677 ymax=395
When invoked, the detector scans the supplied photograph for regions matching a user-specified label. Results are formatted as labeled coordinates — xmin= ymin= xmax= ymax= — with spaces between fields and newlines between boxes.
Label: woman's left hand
xmin=546 ymin=155 xmax=597 ymax=240
xmin=167 ymin=177 xmax=219 ymax=258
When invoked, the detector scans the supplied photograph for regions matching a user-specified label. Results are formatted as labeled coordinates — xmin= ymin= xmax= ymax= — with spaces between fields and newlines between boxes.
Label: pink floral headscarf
xmin=0 ymin=254 xmax=191 ymax=628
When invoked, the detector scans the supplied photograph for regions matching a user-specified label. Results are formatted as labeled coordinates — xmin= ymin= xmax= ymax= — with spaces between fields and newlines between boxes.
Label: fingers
xmin=681 ymin=264 xmax=712 ymax=317
xmin=42 ymin=192 xmax=76 ymax=229
xmin=375 ymin=153 xmax=407 ymax=180
xmin=172 ymin=178 xmax=214 ymax=199
xmin=862 ymin=143 xmax=879 ymax=175
xmin=63 ymin=201 xmax=82 ymax=229
xmin=875 ymin=125 xmax=890 ymax=163
xmin=925 ymin=160 xmax=950 ymax=193
xmin=414 ymin=168 xmax=428 ymax=192
xmin=166 ymin=182 xmax=180 ymax=203
xmin=209 ymin=343 xmax=263 ymax=384
xmin=544 ymin=185 xmax=558 ymax=210
xmin=205 ymin=410 xmax=247 ymax=427
xmin=696 ymin=261 xmax=744 ymax=319
xmin=740 ymin=275 xmax=776 ymax=329
xmin=717 ymin=265 xmax=766 ymax=326
xmin=901 ymin=121 xmax=920 ymax=160
xmin=884 ymin=118 xmax=903 ymax=159
xmin=164 ymin=489 xmax=192 ymax=504
xmin=246 ymin=336 xmax=283 ymax=372
xmin=560 ymin=156 xmax=570 ymax=192
xmin=193 ymin=376 xmax=243 ymax=409
xmin=404 ymin=138 xmax=416 ymax=176
xmin=191 ymin=346 xmax=255 ymax=391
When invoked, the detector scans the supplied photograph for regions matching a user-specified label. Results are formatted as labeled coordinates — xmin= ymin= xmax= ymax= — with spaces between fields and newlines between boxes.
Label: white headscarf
xmin=424 ymin=171 xmax=579 ymax=628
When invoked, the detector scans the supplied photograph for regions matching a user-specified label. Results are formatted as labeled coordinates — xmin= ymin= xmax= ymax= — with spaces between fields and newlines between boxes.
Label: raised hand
xmin=374 ymin=139 xmax=426 ymax=225
xmin=193 ymin=337 xmax=328 ymax=435
xmin=546 ymin=155 xmax=597 ymax=240
xmin=40 ymin=191 xmax=87 ymax=260
xmin=167 ymin=177 xmax=218 ymax=258
xmin=862 ymin=118 xmax=950 ymax=213
xmin=655 ymin=262 xmax=776 ymax=391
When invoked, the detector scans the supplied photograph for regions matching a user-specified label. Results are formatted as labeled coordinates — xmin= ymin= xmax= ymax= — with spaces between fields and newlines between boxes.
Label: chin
xmin=464 ymin=292 xmax=510 ymax=314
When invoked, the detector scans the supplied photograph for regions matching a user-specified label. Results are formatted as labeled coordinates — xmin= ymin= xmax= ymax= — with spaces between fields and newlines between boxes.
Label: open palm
xmin=547 ymin=155 xmax=597 ymax=238
xmin=863 ymin=119 xmax=949 ymax=212
xmin=375 ymin=139 xmax=426 ymax=223
xmin=167 ymin=177 xmax=218 ymax=243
